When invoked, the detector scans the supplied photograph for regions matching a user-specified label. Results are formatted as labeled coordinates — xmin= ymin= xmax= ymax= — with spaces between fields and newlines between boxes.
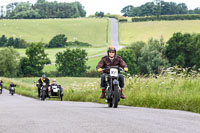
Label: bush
xmin=0 ymin=47 xmax=20 ymax=77
xmin=67 ymin=41 xmax=92 ymax=47
xmin=55 ymin=48 xmax=89 ymax=76
xmin=118 ymin=19 xmax=128 ymax=22
xmin=48 ymin=34 xmax=67 ymax=48
xmin=0 ymin=35 xmax=28 ymax=48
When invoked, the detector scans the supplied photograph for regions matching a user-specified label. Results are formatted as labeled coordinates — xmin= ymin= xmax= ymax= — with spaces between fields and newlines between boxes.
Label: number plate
xmin=53 ymin=88 xmax=59 ymax=92
xmin=110 ymin=68 xmax=118 ymax=77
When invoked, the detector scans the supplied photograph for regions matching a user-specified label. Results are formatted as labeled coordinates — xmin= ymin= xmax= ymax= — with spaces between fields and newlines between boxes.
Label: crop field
xmin=0 ymin=18 xmax=109 ymax=46
xmin=119 ymin=20 xmax=200 ymax=45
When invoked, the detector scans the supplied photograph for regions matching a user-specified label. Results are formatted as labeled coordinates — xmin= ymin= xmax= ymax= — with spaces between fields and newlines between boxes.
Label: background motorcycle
xmin=102 ymin=66 xmax=124 ymax=108
xmin=0 ymin=83 xmax=3 ymax=94
xmin=10 ymin=85 xmax=16 ymax=96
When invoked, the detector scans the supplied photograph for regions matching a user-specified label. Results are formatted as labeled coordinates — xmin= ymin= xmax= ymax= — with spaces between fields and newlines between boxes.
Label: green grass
xmin=87 ymin=56 xmax=103 ymax=70
xmin=0 ymin=47 xmax=107 ymax=63
xmin=2 ymin=75 xmax=200 ymax=113
xmin=43 ymin=55 xmax=103 ymax=72
xmin=0 ymin=18 xmax=108 ymax=46
xmin=119 ymin=20 xmax=200 ymax=45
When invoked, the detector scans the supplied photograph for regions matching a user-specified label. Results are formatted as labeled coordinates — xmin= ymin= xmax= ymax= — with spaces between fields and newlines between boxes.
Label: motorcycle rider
xmin=37 ymin=74 xmax=50 ymax=98
xmin=50 ymin=79 xmax=64 ymax=96
xmin=96 ymin=46 xmax=128 ymax=99
xmin=0 ymin=79 xmax=3 ymax=92
xmin=9 ymin=82 xmax=16 ymax=94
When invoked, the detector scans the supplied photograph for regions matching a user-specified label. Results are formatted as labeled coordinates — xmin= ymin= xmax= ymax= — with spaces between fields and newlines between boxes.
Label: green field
xmin=119 ymin=20 xmax=200 ymax=45
xmin=44 ymin=54 xmax=103 ymax=72
xmin=13 ymin=47 xmax=107 ymax=63
xmin=0 ymin=18 xmax=109 ymax=46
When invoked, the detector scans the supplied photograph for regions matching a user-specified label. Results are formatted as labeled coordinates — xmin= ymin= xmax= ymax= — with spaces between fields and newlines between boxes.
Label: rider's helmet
xmin=107 ymin=45 xmax=116 ymax=55
xmin=42 ymin=74 xmax=46 ymax=79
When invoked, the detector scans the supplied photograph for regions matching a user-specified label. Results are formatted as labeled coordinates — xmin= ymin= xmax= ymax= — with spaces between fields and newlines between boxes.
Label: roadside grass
xmin=2 ymin=75 xmax=200 ymax=113
xmin=0 ymin=18 xmax=108 ymax=46
xmin=119 ymin=20 xmax=200 ymax=45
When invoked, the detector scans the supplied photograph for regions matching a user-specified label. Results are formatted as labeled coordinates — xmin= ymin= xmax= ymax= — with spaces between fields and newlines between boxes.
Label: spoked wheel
xmin=113 ymin=85 xmax=119 ymax=108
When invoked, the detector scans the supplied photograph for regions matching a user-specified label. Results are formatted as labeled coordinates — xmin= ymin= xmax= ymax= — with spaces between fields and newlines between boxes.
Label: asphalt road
xmin=110 ymin=18 xmax=123 ymax=50
xmin=0 ymin=89 xmax=200 ymax=133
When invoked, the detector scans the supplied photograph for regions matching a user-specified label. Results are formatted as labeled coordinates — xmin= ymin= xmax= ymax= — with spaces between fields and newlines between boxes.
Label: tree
xmin=7 ymin=37 xmax=15 ymax=47
xmin=20 ymin=43 xmax=51 ymax=76
xmin=0 ymin=35 xmax=7 ymax=47
xmin=138 ymin=39 xmax=169 ymax=74
xmin=55 ymin=48 xmax=89 ymax=76
xmin=117 ymin=49 xmax=137 ymax=75
xmin=0 ymin=47 xmax=20 ymax=77
xmin=128 ymin=41 xmax=146 ymax=65
xmin=95 ymin=11 xmax=104 ymax=17
xmin=121 ymin=5 xmax=134 ymax=16
xmin=48 ymin=34 xmax=67 ymax=48
xmin=166 ymin=32 xmax=200 ymax=68
xmin=154 ymin=0 xmax=161 ymax=19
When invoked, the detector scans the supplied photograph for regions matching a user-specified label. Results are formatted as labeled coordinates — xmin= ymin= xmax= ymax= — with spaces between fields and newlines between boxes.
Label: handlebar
xmin=102 ymin=66 xmax=124 ymax=72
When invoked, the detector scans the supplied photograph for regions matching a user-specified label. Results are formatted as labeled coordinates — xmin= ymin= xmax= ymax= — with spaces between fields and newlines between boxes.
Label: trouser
xmin=100 ymin=73 xmax=124 ymax=89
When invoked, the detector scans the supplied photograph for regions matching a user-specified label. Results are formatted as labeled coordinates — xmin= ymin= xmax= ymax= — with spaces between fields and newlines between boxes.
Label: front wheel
xmin=108 ymin=100 xmax=113 ymax=107
xmin=41 ymin=90 xmax=46 ymax=101
xmin=60 ymin=94 xmax=63 ymax=101
xmin=113 ymin=85 xmax=119 ymax=108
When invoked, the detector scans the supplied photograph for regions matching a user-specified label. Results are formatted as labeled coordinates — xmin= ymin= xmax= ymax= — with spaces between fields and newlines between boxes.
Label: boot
xmin=100 ymin=89 xmax=105 ymax=99
xmin=120 ymin=89 xmax=126 ymax=99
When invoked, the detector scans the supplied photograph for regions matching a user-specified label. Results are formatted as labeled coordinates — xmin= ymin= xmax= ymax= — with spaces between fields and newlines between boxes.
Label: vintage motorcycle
xmin=102 ymin=66 xmax=124 ymax=108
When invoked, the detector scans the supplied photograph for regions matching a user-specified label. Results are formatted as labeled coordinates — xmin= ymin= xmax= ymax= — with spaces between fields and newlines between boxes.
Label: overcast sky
xmin=1 ymin=0 xmax=200 ymax=16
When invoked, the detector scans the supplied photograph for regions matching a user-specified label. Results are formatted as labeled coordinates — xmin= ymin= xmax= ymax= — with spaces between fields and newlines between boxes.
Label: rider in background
xmin=96 ymin=46 xmax=128 ymax=99
xmin=37 ymin=74 xmax=50 ymax=98
xmin=50 ymin=79 xmax=64 ymax=95
xmin=0 ymin=79 xmax=3 ymax=91
xmin=9 ymin=82 xmax=16 ymax=94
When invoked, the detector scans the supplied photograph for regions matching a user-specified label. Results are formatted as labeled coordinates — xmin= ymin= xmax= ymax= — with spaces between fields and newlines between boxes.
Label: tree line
xmin=0 ymin=44 xmax=89 ymax=77
xmin=121 ymin=1 xmax=200 ymax=17
xmin=1 ymin=32 xmax=200 ymax=77
xmin=0 ymin=34 xmax=91 ymax=48
xmin=0 ymin=0 xmax=86 ymax=19
xmin=118 ymin=32 xmax=200 ymax=75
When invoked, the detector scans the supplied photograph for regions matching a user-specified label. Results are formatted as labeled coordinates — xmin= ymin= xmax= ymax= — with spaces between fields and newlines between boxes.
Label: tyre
xmin=108 ymin=100 xmax=113 ymax=107
xmin=113 ymin=85 xmax=119 ymax=108
xmin=60 ymin=95 xmax=63 ymax=101
xmin=41 ymin=91 xmax=46 ymax=101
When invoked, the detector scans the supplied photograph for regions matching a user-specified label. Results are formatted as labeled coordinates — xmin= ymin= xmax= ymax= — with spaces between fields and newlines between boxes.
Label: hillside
xmin=0 ymin=18 xmax=109 ymax=46
xmin=119 ymin=20 xmax=200 ymax=45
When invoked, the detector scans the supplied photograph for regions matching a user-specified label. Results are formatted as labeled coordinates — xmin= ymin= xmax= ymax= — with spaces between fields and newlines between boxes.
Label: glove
xmin=124 ymin=68 xmax=128 ymax=72
xmin=97 ymin=68 xmax=103 ymax=72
